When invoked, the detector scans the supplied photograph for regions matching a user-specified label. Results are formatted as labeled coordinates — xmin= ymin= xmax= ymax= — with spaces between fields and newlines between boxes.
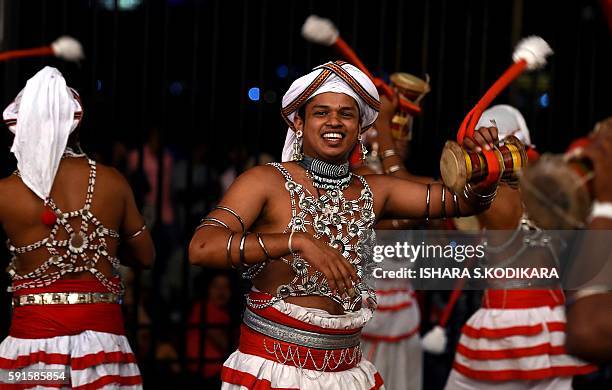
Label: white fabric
xmin=445 ymin=369 xmax=570 ymax=390
xmin=362 ymin=336 xmax=421 ymax=390
xmin=476 ymin=104 xmax=532 ymax=146
xmin=281 ymin=62 xmax=379 ymax=162
xmin=361 ymin=280 xmax=422 ymax=390
xmin=4 ymin=66 xmax=81 ymax=200
xmin=222 ymin=301 xmax=383 ymax=389
xmin=0 ymin=331 xmax=142 ymax=389
xmin=222 ymin=353 xmax=383 ymax=390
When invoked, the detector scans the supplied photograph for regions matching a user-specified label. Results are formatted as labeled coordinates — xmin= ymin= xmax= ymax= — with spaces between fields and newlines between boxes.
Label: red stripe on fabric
xmin=361 ymin=325 xmax=420 ymax=342
xmin=10 ymin=303 xmax=125 ymax=339
xmin=456 ymin=342 xmax=568 ymax=360
xmin=247 ymin=292 xmax=361 ymax=335
xmin=482 ymin=289 xmax=565 ymax=309
xmin=221 ymin=366 xmax=300 ymax=390
xmin=0 ymin=351 xmax=69 ymax=369
xmin=371 ymin=372 xmax=385 ymax=390
xmin=0 ymin=350 xmax=136 ymax=370
xmin=452 ymin=361 xmax=598 ymax=381
xmin=238 ymin=324 xmax=360 ymax=372
xmin=375 ymin=301 xmax=413 ymax=311
xmin=72 ymin=374 xmax=142 ymax=390
xmin=461 ymin=322 xmax=566 ymax=339
xmin=375 ymin=288 xmax=415 ymax=296
xmin=71 ymin=351 xmax=137 ymax=370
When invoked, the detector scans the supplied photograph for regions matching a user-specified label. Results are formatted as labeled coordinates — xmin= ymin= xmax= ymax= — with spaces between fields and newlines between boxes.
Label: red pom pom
xmin=41 ymin=208 xmax=57 ymax=226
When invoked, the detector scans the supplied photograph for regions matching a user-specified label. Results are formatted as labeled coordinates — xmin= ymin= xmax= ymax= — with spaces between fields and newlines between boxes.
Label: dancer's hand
xmin=292 ymin=233 xmax=359 ymax=296
xmin=463 ymin=126 xmax=499 ymax=152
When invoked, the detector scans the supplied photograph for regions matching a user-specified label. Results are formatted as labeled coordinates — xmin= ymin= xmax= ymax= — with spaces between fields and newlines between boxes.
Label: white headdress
xmin=280 ymin=61 xmax=380 ymax=162
xmin=3 ymin=66 xmax=83 ymax=200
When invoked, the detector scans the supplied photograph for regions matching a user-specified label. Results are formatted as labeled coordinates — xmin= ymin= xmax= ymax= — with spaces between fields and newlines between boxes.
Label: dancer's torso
xmin=248 ymin=162 xmax=378 ymax=315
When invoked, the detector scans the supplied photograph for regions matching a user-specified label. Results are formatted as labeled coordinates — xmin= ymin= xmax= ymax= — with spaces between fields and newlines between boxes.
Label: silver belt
xmin=243 ymin=308 xmax=361 ymax=350
xmin=12 ymin=292 xmax=121 ymax=307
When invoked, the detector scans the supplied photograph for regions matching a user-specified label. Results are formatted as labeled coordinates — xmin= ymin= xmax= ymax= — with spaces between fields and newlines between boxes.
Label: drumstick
xmin=0 ymin=36 xmax=83 ymax=63
xmin=302 ymin=15 xmax=422 ymax=115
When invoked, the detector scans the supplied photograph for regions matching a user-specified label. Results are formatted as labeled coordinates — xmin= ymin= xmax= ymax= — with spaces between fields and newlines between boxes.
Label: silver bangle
xmin=452 ymin=192 xmax=460 ymax=217
xmin=214 ymin=206 xmax=246 ymax=233
xmin=386 ymin=164 xmax=402 ymax=174
xmin=200 ymin=217 xmax=229 ymax=230
xmin=125 ymin=224 xmax=146 ymax=240
xmin=226 ymin=232 xmax=236 ymax=269
xmin=440 ymin=185 xmax=446 ymax=219
xmin=239 ymin=233 xmax=248 ymax=266
xmin=256 ymin=233 xmax=271 ymax=260
xmin=381 ymin=149 xmax=398 ymax=159
xmin=425 ymin=184 xmax=431 ymax=223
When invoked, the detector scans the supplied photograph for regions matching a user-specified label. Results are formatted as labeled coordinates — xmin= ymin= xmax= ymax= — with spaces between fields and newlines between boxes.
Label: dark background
xmin=0 ymin=0 xmax=610 ymax=388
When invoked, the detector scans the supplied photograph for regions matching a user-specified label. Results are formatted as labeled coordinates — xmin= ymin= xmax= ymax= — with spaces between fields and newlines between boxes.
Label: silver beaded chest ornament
xmin=6 ymin=157 xmax=123 ymax=295
xmin=481 ymin=213 xmax=564 ymax=289
xmin=245 ymin=161 xmax=378 ymax=313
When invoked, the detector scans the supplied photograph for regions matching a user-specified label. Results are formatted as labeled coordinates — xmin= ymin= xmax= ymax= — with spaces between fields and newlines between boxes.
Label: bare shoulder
xmin=232 ymin=163 xmax=286 ymax=187
xmin=93 ymin=162 xmax=132 ymax=195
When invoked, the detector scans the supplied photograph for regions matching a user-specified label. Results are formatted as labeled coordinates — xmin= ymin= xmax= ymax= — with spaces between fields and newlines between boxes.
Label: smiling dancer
xmin=189 ymin=60 xmax=499 ymax=389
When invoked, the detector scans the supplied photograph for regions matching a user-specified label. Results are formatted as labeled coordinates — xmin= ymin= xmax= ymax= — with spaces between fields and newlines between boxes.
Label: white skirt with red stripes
xmin=361 ymin=280 xmax=422 ymax=390
xmin=445 ymin=289 xmax=596 ymax=390
xmin=0 ymin=330 xmax=142 ymax=389
xmin=221 ymin=292 xmax=385 ymax=390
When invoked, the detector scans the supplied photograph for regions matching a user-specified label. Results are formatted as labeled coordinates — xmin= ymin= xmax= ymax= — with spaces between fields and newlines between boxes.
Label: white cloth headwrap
xmin=4 ymin=66 xmax=82 ymax=200
xmin=476 ymin=104 xmax=533 ymax=146
xmin=280 ymin=61 xmax=380 ymax=162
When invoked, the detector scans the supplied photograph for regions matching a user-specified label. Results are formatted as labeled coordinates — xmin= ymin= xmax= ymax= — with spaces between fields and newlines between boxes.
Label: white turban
xmin=281 ymin=61 xmax=380 ymax=162
xmin=476 ymin=104 xmax=532 ymax=146
xmin=4 ymin=66 xmax=83 ymax=200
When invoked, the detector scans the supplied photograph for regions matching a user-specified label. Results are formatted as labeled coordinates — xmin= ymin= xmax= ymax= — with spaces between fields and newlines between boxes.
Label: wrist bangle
xmin=386 ymin=164 xmax=401 ymax=174
xmin=589 ymin=201 xmax=612 ymax=222
xmin=566 ymin=285 xmax=610 ymax=307
xmin=381 ymin=149 xmax=398 ymax=159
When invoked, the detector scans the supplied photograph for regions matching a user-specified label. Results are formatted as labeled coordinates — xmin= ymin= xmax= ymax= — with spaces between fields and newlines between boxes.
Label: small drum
xmin=520 ymin=154 xmax=591 ymax=229
xmin=440 ymin=135 xmax=527 ymax=194
xmin=389 ymin=73 xmax=430 ymax=141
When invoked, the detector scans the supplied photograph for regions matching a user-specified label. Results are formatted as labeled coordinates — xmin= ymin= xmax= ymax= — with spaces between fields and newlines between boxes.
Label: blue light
xmin=169 ymin=82 xmax=183 ymax=96
xmin=99 ymin=0 xmax=142 ymax=11
xmin=248 ymin=87 xmax=260 ymax=101
xmin=96 ymin=80 xmax=103 ymax=91
xmin=539 ymin=93 xmax=549 ymax=108
xmin=276 ymin=65 xmax=289 ymax=79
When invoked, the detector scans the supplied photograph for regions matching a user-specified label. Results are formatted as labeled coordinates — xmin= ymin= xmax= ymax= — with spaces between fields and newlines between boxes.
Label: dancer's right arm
xmin=189 ymin=165 xmax=357 ymax=294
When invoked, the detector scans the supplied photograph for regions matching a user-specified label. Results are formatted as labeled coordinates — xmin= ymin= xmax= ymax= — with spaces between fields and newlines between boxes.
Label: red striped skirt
xmin=0 ymin=279 xmax=142 ymax=389
xmin=451 ymin=289 xmax=596 ymax=382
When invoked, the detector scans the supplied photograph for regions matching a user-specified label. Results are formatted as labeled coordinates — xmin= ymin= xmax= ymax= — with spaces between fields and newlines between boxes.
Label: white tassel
xmin=301 ymin=15 xmax=339 ymax=46
xmin=512 ymin=36 xmax=553 ymax=70
xmin=421 ymin=325 xmax=447 ymax=354
xmin=51 ymin=36 xmax=84 ymax=62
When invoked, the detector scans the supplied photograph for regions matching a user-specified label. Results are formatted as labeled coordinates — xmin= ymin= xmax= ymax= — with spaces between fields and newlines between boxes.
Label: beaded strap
xmin=7 ymin=158 xmax=124 ymax=295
